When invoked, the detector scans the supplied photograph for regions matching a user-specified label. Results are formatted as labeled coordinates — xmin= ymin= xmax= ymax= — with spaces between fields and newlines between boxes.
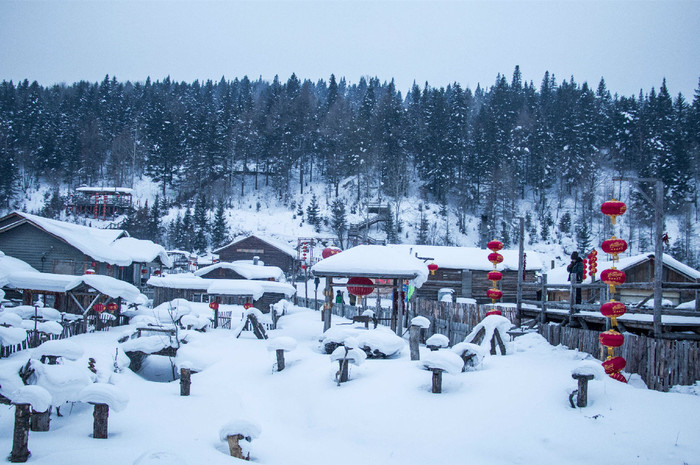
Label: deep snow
xmin=0 ymin=303 xmax=699 ymax=465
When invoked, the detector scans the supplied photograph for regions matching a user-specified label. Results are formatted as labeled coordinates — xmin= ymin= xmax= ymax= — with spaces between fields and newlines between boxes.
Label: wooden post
xmin=338 ymin=359 xmax=349 ymax=383
xmin=431 ymin=368 xmax=443 ymax=393
xmin=653 ymin=179 xmax=664 ymax=337
xmin=391 ymin=280 xmax=398 ymax=333
xmin=92 ymin=403 xmax=109 ymax=439
xmin=409 ymin=325 xmax=421 ymax=361
xmin=540 ymin=274 xmax=547 ymax=325
xmin=214 ymin=308 xmax=219 ymax=329
xmin=226 ymin=434 xmax=247 ymax=460
xmin=571 ymin=373 xmax=595 ymax=408
xmin=397 ymin=280 xmax=404 ymax=336
xmin=180 ymin=368 xmax=191 ymax=396
xmin=275 ymin=349 xmax=285 ymax=371
xmin=10 ymin=404 xmax=31 ymax=463
xmin=323 ymin=278 xmax=333 ymax=332
xmin=516 ymin=217 xmax=524 ymax=328
xmin=30 ymin=409 xmax=50 ymax=432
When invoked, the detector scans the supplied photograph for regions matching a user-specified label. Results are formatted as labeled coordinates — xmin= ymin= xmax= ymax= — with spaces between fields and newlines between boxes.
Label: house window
xmin=236 ymin=248 xmax=264 ymax=254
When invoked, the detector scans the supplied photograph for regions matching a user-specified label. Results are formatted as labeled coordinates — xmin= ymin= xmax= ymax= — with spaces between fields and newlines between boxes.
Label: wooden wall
xmin=216 ymin=236 xmax=295 ymax=275
xmin=416 ymin=268 xmax=538 ymax=303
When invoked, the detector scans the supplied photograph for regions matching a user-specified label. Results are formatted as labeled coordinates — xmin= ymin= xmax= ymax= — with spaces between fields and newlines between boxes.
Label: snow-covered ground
xmin=1 ymin=303 xmax=699 ymax=465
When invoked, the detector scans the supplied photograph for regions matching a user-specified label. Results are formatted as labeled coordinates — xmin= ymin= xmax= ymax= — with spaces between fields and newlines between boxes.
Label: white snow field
xmin=1 ymin=303 xmax=699 ymax=465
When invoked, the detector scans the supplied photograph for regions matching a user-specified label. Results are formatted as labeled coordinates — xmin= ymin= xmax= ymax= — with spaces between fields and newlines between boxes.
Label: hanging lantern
xmin=486 ymin=288 xmax=503 ymax=301
xmin=601 ymin=268 xmax=626 ymax=294
xmin=141 ymin=268 xmax=148 ymax=275
xmin=427 ymin=263 xmax=439 ymax=276
xmin=301 ymin=264 xmax=306 ymax=270
xmin=209 ymin=301 xmax=219 ymax=311
xmin=599 ymin=329 xmax=624 ymax=347
xmin=601 ymin=199 xmax=627 ymax=225
xmin=322 ymin=247 xmax=341 ymax=259
xmin=609 ymin=372 xmax=628 ymax=383
xmin=487 ymin=240 xmax=504 ymax=252
xmin=85 ymin=269 xmax=95 ymax=275
xmin=487 ymin=270 xmax=503 ymax=285
xmin=106 ymin=302 xmax=118 ymax=312
xmin=602 ymin=237 xmax=628 ymax=261
xmin=347 ymin=277 xmax=374 ymax=296
xmin=486 ymin=308 xmax=502 ymax=316
xmin=93 ymin=303 xmax=106 ymax=313
xmin=582 ymin=259 xmax=588 ymax=281
xmin=243 ymin=303 xmax=253 ymax=310
xmin=602 ymin=356 xmax=627 ymax=374
xmin=488 ymin=253 xmax=504 ymax=267
xmin=600 ymin=300 xmax=627 ymax=321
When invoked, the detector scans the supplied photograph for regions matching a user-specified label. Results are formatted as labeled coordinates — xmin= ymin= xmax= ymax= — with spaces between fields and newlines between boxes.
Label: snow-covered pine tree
xmin=192 ymin=195 xmax=209 ymax=253
xmin=330 ymin=198 xmax=347 ymax=249
xmin=211 ymin=198 xmax=228 ymax=249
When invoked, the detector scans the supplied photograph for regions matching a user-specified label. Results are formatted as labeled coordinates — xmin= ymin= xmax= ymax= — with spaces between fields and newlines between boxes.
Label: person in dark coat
xmin=567 ymin=251 xmax=584 ymax=305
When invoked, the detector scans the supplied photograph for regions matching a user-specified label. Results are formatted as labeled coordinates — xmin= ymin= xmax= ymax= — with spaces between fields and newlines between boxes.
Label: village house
xmin=213 ymin=235 xmax=297 ymax=276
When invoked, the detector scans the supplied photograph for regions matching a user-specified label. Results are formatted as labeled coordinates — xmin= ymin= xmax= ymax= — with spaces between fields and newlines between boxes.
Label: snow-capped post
xmin=421 ymin=351 xmax=463 ymax=394
xmin=330 ymin=339 xmax=366 ymax=385
xmin=323 ymin=278 xmax=333 ymax=331
xmin=486 ymin=240 xmax=504 ymax=316
xmin=219 ymin=420 xmax=261 ymax=460
xmin=78 ymin=383 xmax=129 ymax=439
xmin=267 ymin=337 xmax=297 ymax=372
xmin=599 ymin=197 xmax=628 ymax=383
xmin=179 ymin=361 xmax=192 ymax=396
xmin=425 ymin=333 xmax=449 ymax=351
xmin=571 ymin=372 xmax=595 ymax=408
xmin=30 ymin=408 xmax=50 ymax=432
xmin=409 ymin=316 xmax=431 ymax=360
xmin=10 ymin=385 xmax=51 ymax=463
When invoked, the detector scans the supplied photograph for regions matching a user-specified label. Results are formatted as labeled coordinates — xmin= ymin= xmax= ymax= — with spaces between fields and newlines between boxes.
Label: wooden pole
xmin=572 ymin=373 xmax=595 ymax=408
xmin=323 ymin=278 xmax=333 ymax=332
xmin=516 ymin=217 xmax=524 ymax=327
xmin=431 ymin=369 xmax=443 ymax=393
xmin=397 ymin=279 xmax=404 ymax=336
xmin=226 ymin=434 xmax=246 ymax=460
xmin=275 ymin=349 xmax=286 ymax=371
xmin=409 ymin=324 xmax=420 ymax=361
xmin=180 ymin=368 xmax=191 ymax=396
xmin=10 ymin=404 xmax=31 ymax=462
xmin=338 ymin=359 xmax=349 ymax=383
xmin=92 ymin=403 xmax=109 ymax=439
xmin=391 ymin=279 xmax=398 ymax=334
xmin=540 ymin=274 xmax=547 ymax=325
xmin=30 ymin=409 xmax=50 ymax=432
xmin=653 ymin=179 xmax=664 ymax=337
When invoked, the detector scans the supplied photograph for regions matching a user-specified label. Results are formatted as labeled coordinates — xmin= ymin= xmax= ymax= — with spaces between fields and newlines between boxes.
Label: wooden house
xmin=213 ymin=235 xmax=297 ymax=276
xmin=387 ymin=244 xmax=543 ymax=303
xmin=0 ymin=212 xmax=172 ymax=292
xmin=546 ymin=252 xmax=700 ymax=306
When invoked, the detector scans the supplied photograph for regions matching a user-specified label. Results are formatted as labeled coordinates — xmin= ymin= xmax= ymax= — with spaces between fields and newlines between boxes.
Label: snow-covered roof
xmin=207 ymin=279 xmax=265 ymax=300
xmin=0 ymin=251 xmax=38 ymax=287
xmin=147 ymin=275 xmax=209 ymax=290
xmin=388 ymin=244 xmax=543 ymax=272
xmin=311 ymin=245 xmax=429 ymax=287
xmin=75 ymin=186 xmax=134 ymax=195
xmin=545 ymin=252 xmax=700 ymax=285
xmin=213 ymin=234 xmax=297 ymax=257
xmin=1 ymin=212 xmax=169 ymax=267
xmin=148 ymin=275 xmax=296 ymax=299
xmin=194 ymin=261 xmax=284 ymax=281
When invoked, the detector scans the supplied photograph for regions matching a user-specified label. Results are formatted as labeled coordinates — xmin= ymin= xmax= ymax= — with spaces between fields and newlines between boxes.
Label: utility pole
xmin=516 ymin=217 xmax=524 ymax=327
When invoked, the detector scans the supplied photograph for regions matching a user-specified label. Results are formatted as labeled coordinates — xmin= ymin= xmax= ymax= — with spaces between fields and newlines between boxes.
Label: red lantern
xmin=602 ymin=356 xmax=627 ymax=374
xmin=347 ymin=277 xmax=374 ymax=296
xmin=141 ymin=268 xmax=148 ymax=275
xmin=486 ymin=308 xmax=502 ymax=316
xmin=427 ymin=263 xmax=439 ymax=275
xmin=93 ymin=303 xmax=106 ymax=313
xmin=487 ymin=270 xmax=503 ymax=282
xmin=582 ymin=259 xmax=588 ymax=280
xmin=601 ymin=199 xmax=627 ymax=225
xmin=209 ymin=301 xmax=219 ymax=311
xmin=301 ymin=264 xmax=306 ymax=270
xmin=600 ymin=300 xmax=627 ymax=319
xmin=243 ymin=303 xmax=253 ymax=310
xmin=601 ymin=268 xmax=626 ymax=293
xmin=488 ymin=253 xmax=504 ymax=266
xmin=487 ymin=240 xmax=504 ymax=252
xmin=599 ymin=330 xmax=624 ymax=348
xmin=602 ymin=237 xmax=628 ymax=260
xmin=85 ymin=269 xmax=95 ymax=275
xmin=106 ymin=302 xmax=118 ymax=312
xmin=322 ymin=247 xmax=341 ymax=259
xmin=486 ymin=288 xmax=503 ymax=301
xmin=609 ymin=372 xmax=628 ymax=383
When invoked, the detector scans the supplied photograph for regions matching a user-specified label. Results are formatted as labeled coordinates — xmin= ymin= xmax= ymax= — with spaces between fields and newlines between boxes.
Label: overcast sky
xmin=1 ymin=0 xmax=699 ymax=98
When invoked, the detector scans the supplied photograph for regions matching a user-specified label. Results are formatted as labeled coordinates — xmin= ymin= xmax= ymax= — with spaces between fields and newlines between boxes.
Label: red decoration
xmin=600 ymin=301 xmax=627 ymax=319
xmin=106 ymin=302 xmax=118 ymax=312
xmin=347 ymin=277 xmax=374 ymax=296
xmin=322 ymin=247 xmax=341 ymax=259
xmin=486 ymin=288 xmax=503 ymax=300
xmin=141 ymin=268 xmax=148 ymax=275
xmin=85 ymin=269 xmax=95 ymax=275
xmin=601 ymin=268 xmax=626 ymax=293
xmin=243 ymin=303 xmax=253 ymax=310
xmin=487 ymin=271 xmax=503 ymax=282
xmin=602 ymin=356 xmax=627 ymax=374
xmin=609 ymin=372 xmax=628 ymax=383
xmin=301 ymin=264 xmax=306 ymax=270
xmin=427 ymin=263 xmax=439 ymax=275
xmin=93 ymin=303 xmax=106 ymax=313
xmin=488 ymin=253 xmax=504 ymax=266
xmin=601 ymin=199 xmax=627 ymax=224
xmin=599 ymin=330 xmax=624 ymax=348
xmin=487 ymin=240 xmax=504 ymax=252
xmin=582 ymin=259 xmax=588 ymax=280
xmin=209 ymin=301 xmax=219 ymax=311
xmin=602 ymin=237 xmax=628 ymax=260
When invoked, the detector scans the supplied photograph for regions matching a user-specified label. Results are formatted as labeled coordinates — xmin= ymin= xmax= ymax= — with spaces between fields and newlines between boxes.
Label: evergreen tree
xmin=575 ymin=219 xmax=592 ymax=254
xmin=181 ymin=208 xmax=194 ymax=251
xmin=211 ymin=198 xmax=228 ymax=249
xmin=306 ymin=194 xmax=320 ymax=227
xmin=417 ymin=208 xmax=430 ymax=245
xmin=192 ymin=195 xmax=209 ymax=253
xmin=330 ymin=198 xmax=347 ymax=248
xmin=559 ymin=212 xmax=572 ymax=234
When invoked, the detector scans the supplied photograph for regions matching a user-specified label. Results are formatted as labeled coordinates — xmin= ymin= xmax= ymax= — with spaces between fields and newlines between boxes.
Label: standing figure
xmin=567 ymin=251 xmax=584 ymax=305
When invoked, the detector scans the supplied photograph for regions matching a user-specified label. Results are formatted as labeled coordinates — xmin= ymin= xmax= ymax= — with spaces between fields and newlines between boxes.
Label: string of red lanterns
xmin=599 ymin=198 xmax=628 ymax=383
xmin=485 ymin=240 xmax=504 ymax=316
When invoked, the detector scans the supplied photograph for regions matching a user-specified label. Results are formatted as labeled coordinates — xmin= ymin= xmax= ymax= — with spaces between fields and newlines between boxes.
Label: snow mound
xmin=267 ymin=336 xmax=297 ymax=352
xmin=0 ymin=326 xmax=27 ymax=345
xmin=426 ymin=334 xmax=450 ymax=349
xmin=422 ymin=350 xmax=464 ymax=374
xmin=0 ymin=312 xmax=23 ymax=326
xmin=33 ymin=339 xmax=84 ymax=361
xmin=180 ymin=314 xmax=210 ymax=331
xmin=133 ymin=451 xmax=188 ymax=465
xmin=219 ymin=419 xmax=262 ymax=441
xmin=37 ymin=320 xmax=64 ymax=335
xmin=356 ymin=329 xmax=405 ymax=358
xmin=26 ymin=360 xmax=93 ymax=406
xmin=410 ymin=316 xmax=431 ymax=329
xmin=120 ymin=335 xmax=177 ymax=354
xmin=451 ymin=342 xmax=487 ymax=371
xmin=572 ymin=361 xmax=605 ymax=380
xmin=79 ymin=383 xmax=129 ymax=411
xmin=330 ymin=346 xmax=366 ymax=365
xmin=464 ymin=315 xmax=513 ymax=350
xmin=10 ymin=385 xmax=52 ymax=412
xmin=4 ymin=305 xmax=60 ymax=320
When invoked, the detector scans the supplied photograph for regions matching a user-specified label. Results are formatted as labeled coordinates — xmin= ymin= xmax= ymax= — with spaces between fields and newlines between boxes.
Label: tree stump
xmin=10 ymin=403 xmax=31 ymax=463
xmin=571 ymin=373 xmax=595 ymax=408
xmin=92 ymin=403 xmax=109 ymax=439
xmin=180 ymin=368 xmax=191 ymax=396
xmin=409 ymin=325 xmax=420 ymax=361
xmin=431 ymin=368 xmax=443 ymax=394
xmin=275 ymin=349 xmax=285 ymax=371
xmin=337 ymin=359 xmax=349 ymax=383
xmin=30 ymin=409 xmax=50 ymax=432
xmin=226 ymin=434 xmax=248 ymax=460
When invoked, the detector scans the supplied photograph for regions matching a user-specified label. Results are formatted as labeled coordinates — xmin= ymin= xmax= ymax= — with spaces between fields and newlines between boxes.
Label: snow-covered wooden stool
xmin=9 ymin=385 xmax=51 ymax=463
xmin=78 ymin=383 xmax=128 ymax=439
xmin=219 ymin=420 xmax=261 ymax=460
xmin=421 ymin=351 xmax=463 ymax=393
xmin=267 ymin=337 xmax=297 ymax=372
xmin=425 ymin=333 xmax=449 ymax=351
xmin=409 ymin=316 xmax=431 ymax=360
xmin=330 ymin=339 xmax=366 ymax=384
xmin=464 ymin=315 xmax=512 ymax=355
xmin=451 ymin=342 xmax=487 ymax=372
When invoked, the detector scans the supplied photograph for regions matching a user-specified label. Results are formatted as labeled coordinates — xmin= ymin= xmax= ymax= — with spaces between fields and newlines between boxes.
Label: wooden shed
xmin=387 ymin=244 xmax=542 ymax=303
xmin=213 ymin=236 xmax=297 ymax=276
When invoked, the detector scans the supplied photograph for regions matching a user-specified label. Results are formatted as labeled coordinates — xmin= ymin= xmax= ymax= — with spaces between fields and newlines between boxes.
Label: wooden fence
xmin=538 ymin=323 xmax=700 ymax=391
